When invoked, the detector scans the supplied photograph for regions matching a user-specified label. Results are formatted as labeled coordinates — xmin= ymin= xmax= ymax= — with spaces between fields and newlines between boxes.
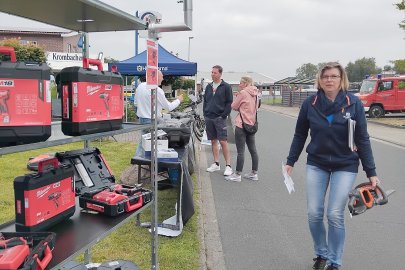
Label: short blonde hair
xmin=240 ymin=76 xmax=253 ymax=86
xmin=315 ymin=62 xmax=349 ymax=91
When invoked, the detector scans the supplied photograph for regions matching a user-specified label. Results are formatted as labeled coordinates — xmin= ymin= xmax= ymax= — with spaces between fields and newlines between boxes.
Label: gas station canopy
xmin=0 ymin=0 xmax=147 ymax=32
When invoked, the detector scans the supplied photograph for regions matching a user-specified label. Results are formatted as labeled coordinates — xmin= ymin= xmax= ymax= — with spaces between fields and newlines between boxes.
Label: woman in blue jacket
xmin=284 ymin=62 xmax=380 ymax=270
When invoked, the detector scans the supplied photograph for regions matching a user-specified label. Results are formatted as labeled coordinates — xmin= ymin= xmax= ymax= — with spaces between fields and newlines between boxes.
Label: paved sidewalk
xmin=261 ymin=104 xmax=405 ymax=147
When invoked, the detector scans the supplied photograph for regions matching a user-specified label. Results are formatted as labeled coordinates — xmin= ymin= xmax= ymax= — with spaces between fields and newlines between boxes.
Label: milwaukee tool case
xmin=56 ymin=147 xmax=152 ymax=216
xmin=14 ymin=158 xmax=75 ymax=232
xmin=0 ymin=231 xmax=56 ymax=270
xmin=0 ymin=46 xmax=51 ymax=147
xmin=59 ymin=58 xmax=124 ymax=136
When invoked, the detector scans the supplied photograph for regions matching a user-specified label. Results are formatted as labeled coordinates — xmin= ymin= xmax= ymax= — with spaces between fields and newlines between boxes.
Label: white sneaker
xmin=207 ymin=163 xmax=220 ymax=172
xmin=225 ymin=173 xmax=241 ymax=182
xmin=223 ymin=165 xmax=233 ymax=176
xmin=243 ymin=172 xmax=259 ymax=181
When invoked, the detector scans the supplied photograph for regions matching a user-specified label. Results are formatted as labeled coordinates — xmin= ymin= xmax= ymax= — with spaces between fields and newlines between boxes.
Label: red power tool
xmin=99 ymin=92 xmax=110 ymax=117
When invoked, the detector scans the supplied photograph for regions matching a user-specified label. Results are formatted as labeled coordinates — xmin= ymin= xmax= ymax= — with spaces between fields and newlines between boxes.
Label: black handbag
xmin=239 ymin=95 xmax=258 ymax=135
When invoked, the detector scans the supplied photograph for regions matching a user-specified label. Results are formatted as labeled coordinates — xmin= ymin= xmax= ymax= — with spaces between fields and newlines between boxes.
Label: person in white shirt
xmin=135 ymin=70 xmax=183 ymax=124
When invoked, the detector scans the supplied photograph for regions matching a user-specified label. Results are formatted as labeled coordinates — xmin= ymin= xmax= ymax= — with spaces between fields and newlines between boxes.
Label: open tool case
xmin=56 ymin=148 xmax=152 ymax=216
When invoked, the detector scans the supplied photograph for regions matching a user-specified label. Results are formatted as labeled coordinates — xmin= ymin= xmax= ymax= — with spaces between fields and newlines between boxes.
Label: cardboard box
xmin=157 ymin=148 xmax=179 ymax=162
xmin=141 ymin=130 xmax=169 ymax=152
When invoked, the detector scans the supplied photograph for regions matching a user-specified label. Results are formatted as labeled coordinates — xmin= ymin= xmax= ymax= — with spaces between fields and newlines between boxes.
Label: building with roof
xmin=0 ymin=27 xmax=107 ymax=71
xmin=196 ymin=71 xmax=277 ymax=93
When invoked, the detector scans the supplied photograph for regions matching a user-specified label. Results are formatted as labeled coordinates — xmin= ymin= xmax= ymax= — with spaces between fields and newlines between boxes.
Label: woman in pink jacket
xmin=225 ymin=76 xmax=259 ymax=182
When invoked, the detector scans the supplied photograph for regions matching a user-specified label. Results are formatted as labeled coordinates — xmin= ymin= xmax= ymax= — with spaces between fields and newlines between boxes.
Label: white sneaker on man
xmin=223 ymin=165 xmax=233 ymax=176
xmin=207 ymin=163 xmax=220 ymax=172
xmin=225 ymin=173 xmax=241 ymax=182
xmin=243 ymin=172 xmax=259 ymax=181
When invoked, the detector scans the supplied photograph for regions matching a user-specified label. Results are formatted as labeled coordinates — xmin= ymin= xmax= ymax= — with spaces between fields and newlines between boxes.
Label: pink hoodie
xmin=231 ymin=85 xmax=258 ymax=128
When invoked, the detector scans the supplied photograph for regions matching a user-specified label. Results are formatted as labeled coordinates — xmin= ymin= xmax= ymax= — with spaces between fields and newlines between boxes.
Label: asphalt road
xmin=204 ymin=109 xmax=405 ymax=270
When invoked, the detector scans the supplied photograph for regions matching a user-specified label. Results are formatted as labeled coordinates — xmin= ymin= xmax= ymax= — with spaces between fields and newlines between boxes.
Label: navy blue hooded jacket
xmin=203 ymin=80 xmax=233 ymax=119
xmin=286 ymin=90 xmax=377 ymax=177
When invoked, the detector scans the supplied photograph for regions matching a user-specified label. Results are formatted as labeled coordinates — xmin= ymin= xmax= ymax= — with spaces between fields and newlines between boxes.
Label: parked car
xmin=356 ymin=76 xmax=405 ymax=118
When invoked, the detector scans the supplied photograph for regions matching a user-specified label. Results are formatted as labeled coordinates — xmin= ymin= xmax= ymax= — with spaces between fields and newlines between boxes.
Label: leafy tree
xmin=395 ymin=1 xmax=405 ymax=30
xmin=317 ymin=62 xmax=329 ymax=70
xmin=345 ymin=57 xmax=381 ymax=82
xmin=383 ymin=65 xmax=393 ymax=71
xmin=391 ymin=59 xmax=405 ymax=73
xmin=295 ymin=63 xmax=317 ymax=79
xmin=104 ymin=56 xmax=119 ymax=63
xmin=0 ymin=38 xmax=46 ymax=63
xmin=182 ymin=79 xmax=195 ymax=90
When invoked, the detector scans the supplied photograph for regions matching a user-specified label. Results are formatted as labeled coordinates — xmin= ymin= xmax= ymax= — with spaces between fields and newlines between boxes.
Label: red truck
xmin=357 ymin=75 xmax=405 ymax=118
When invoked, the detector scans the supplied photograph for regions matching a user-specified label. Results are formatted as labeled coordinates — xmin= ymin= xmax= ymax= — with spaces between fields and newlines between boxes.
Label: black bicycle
xmin=170 ymin=95 xmax=205 ymax=141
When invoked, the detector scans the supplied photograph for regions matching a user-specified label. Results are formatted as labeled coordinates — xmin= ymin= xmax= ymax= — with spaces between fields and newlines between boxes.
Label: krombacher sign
xmin=50 ymin=52 xmax=83 ymax=61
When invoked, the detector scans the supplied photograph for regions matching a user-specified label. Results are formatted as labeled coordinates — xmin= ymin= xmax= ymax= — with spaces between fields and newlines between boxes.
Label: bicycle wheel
xmin=193 ymin=121 xmax=203 ymax=141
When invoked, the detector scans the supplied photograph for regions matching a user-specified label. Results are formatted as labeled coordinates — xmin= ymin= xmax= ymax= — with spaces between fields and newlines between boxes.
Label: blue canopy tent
xmin=109 ymin=45 xmax=197 ymax=76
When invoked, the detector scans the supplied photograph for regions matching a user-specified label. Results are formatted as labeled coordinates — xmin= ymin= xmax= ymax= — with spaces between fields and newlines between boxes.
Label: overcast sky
xmin=0 ymin=0 xmax=404 ymax=79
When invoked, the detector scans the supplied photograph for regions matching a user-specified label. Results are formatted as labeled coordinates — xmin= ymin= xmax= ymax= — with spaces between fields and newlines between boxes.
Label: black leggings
xmin=235 ymin=126 xmax=259 ymax=172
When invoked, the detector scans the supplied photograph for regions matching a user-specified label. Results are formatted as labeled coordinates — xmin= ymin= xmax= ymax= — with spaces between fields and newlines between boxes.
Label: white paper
xmin=348 ymin=119 xmax=356 ymax=151
xmin=282 ymin=162 xmax=295 ymax=194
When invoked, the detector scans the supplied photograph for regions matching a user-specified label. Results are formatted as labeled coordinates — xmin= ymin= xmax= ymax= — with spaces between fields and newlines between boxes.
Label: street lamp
xmin=188 ymin=36 xmax=194 ymax=61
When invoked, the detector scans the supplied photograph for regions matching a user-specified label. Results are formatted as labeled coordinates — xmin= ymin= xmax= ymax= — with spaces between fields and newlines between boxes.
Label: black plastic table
xmin=130 ymin=146 xmax=195 ymax=233
xmin=0 ymin=199 xmax=152 ymax=269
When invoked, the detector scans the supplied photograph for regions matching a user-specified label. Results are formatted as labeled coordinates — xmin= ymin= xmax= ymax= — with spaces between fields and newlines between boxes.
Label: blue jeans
xmin=306 ymin=165 xmax=357 ymax=267
xmin=135 ymin=117 xmax=152 ymax=156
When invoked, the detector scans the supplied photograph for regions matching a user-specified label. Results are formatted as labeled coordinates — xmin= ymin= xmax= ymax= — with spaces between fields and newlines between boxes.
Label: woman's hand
xmin=369 ymin=176 xmax=380 ymax=188
xmin=284 ymin=165 xmax=293 ymax=176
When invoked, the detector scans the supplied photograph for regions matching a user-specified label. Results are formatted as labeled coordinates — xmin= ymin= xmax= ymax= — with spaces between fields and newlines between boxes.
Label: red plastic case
xmin=14 ymin=158 xmax=75 ymax=232
xmin=59 ymin=59 xmax=124 ymax=136
xmin=0 ymin=231 xmax=56 ymax=270
xmin=0 ymin=46 xmax=51 ymax=147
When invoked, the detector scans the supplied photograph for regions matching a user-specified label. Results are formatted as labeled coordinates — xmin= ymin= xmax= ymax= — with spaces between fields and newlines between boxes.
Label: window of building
xmin=19 ymin=40 xmax=37 ymax=46
xmin=68 ymin=44 xmax=72 ymax=53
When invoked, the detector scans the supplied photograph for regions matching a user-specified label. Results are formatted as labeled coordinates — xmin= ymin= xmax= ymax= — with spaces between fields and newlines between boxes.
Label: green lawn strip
xmin=0 ymin=140 xmax=200 ymax=269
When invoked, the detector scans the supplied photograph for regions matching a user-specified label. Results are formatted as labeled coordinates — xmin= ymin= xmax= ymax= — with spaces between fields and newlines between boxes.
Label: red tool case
xmin=0 ymin=46 xmax=51 ymax=147
xmin=0 ymin=231 xmax=56 ymax=270
xmin=59 ymin=58 xmax=124 ymax=136
xmin=56 ymin=147 xmax=152 ymax=216
xmin=14 ymin=158 xmax=75 ymax=232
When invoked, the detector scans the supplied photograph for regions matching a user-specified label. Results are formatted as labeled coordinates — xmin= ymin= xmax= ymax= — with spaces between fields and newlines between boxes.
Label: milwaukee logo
xmin=87 ymin=85 xmax=101 ymax=95
xmin=36 ymin=186 xmax=51 ymax=198
xmin=0 ymin=80 xmax=14 ymax=87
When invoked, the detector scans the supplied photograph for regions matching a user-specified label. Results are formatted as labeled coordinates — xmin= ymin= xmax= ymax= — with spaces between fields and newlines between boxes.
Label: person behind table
xmin=134 ymin=70 xmax=184 ymax=156
xmin=225 ymin=76 xmax=259 ymax=182
xmin=284 ymin=62 xmax=380 ymax=270
xmin=203 ymin=65 xmax=233 ymax=177
xmin=135 ymin=70 xmax=184 ymax=124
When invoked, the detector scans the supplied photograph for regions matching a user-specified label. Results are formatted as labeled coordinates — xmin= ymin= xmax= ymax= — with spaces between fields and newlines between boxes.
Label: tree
xmin=104 ymin=56 xmax=119 ymax=63
xmin=383 ymin=65 xmax=392 ymax=71
xmin=395 ymin=1 xmax=405 ymax=30
xmin=295 ymin=63 xmax=317 ymax=79
xmin=391 ymin=59 xmax=405 ymax=74
xmin=182 ymin=79 xmax=195 ymax=90
xmin=0 ymin=38 xmax=46 ymax=63
xmin=345 ymin=57 xmax=381 ymax=82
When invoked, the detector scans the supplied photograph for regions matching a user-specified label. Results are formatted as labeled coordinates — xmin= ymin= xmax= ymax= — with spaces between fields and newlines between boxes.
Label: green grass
xmin=0 ymin=140 xmax=200 ymax=270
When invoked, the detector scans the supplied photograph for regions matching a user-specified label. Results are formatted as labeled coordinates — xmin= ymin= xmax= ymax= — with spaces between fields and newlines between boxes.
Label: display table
xmin=0 ymin=198 xmax=152 ymax=269
xmin=131 ymin=146 xmax=194 ymax=236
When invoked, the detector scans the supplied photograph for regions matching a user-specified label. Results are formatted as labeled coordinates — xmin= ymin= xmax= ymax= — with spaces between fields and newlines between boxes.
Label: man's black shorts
xmin=205 ymin=116 xmax=227 ymax=141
